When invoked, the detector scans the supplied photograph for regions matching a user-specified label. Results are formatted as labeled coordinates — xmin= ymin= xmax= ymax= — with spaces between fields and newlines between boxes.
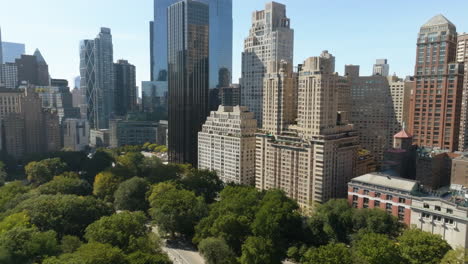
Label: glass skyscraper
xmin=150 ymin=0 xmax=232 ymax=89
xmin=167 ymin=0 xmax=209 ymax=166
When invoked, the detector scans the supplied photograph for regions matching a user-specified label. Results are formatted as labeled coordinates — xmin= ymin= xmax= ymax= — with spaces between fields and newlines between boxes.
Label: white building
xmin=240 ymin=2 xmax=294 ymax=127
xmin=411 ymin=195 xmax=468 ymax=249
xmin=63 ymin=119 xmax=89 ymax=151
xmin=198 ymin=106 xmax=257 ymax=185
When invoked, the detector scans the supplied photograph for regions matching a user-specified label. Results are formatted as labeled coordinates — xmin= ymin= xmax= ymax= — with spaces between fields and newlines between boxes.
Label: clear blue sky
xmin=1 ymin=0 xmax=468 ymax=93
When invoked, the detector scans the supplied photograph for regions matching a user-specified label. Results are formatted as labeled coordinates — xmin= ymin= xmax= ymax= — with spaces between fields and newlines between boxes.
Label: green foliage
xmin=193 ymin=186 xmax=263 ymax=254
xmin=0 ymin=212 xmax=31 ymax=234
xmin=126 ymin=251 xmax=172 ymax=264
xmin=352 ymin=233 xmax=403 ymax=264
xmin=198 ymin=237 xmax=236 ymax=264
xmin=42 ymin=242 xmax=127 ymax=264
xmin=0 ymin=226 xmax=59 ymax=264
xmin=114 ymin=177 xmax=150 ymax=211
xmin=116 ymin=152 xmax=145 ymax=177
xmin=179 ymin=169 xmax=224 ymax=203
xmin=36 ymin=175 xmax=92 ymax=195
xmin=239 ymin=236 xmax=278 ymax=264
xmin=25 ymin=158 xmax=67 ymax=185
xmin=398 ymin=228 xmax=452 ymax=264
xmin=302 ymin=243 xmax=352 ymax=264
xmin=308 ymin=199 xmax=354 ymax=244
xmin=84 ymin=211 xmax=149 ymax=252
xmin=8 ymin=194 xmax=113 ymax=237
xmin=351 ymin=208 xmax=403 ymax=238
xmin=141 ymin=158 xmax=183 ymax=183
xmin=93 ymin=170 xmax=123 ymax=202
xmin=60 ymin=235 xmax=82 ymax=253
xmin=251 ymin=190 xmax=302 ymax=255
xmin=440 ymin=248 xmax=468 ymax=264
xmin=0 ymin=181 xmax=31 ymax=212
xmin=83 ymin=149 xmax=115 ymax=183
xmin=148 ymin=182 xmax=207 ymax=237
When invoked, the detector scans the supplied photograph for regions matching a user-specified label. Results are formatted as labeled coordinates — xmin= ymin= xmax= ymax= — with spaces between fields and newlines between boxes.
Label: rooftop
xmin=422 ymin=14 xmax=455 ymax=28
xmin=351 ymin=172 xmax=418 ymax=192
xmin=394 ymin=129 xmax=412 ymax=139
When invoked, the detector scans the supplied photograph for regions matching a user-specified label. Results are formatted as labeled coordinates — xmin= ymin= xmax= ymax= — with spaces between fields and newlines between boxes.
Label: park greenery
xmin=0 ymin=145 xmax=464 ymax=264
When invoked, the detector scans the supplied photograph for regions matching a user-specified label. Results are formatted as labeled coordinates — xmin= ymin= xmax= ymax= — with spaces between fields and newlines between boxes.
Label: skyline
xmin=1 ymin=0 xmax=468 ymax=92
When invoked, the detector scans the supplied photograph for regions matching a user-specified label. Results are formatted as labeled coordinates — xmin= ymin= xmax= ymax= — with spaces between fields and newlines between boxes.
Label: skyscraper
xmin=14 ymin=50 xmax=50 ymax=86
xmin=168 ymin=0 xmax=209 ymax=165
xmin=0 ymin=27 xmax=3 ymax=85
xmin=151 ymin=0 xmax=232 ymax=89
xmin=241 ymin=2 xmax=294 ymax=126
xmin=458 ymin=33 xmax=468 ymax=151
xmin=409 ymin=15 xmax=463 ymax=151
xmin=2 ymin=42 xmax=25 ymax=63
xmin=80 ymin=28 xmax=114 ymax=129
xmin=372 ymin=59 xmax=390 ymax=76
xmin=114 ymin=59 xmax=137 ymax=116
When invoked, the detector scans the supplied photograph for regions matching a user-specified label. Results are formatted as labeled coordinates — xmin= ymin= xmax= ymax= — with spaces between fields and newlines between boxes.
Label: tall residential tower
xmin=241 ymin=2 xmax=294 ymax=126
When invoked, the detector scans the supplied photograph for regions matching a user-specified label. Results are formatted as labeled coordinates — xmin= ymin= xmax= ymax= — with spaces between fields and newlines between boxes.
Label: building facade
xmin=2 ymin=42 xmax=25 ymax=63
xmin=256 ymin=53 xmax=359 ymax=210
xmin=2 ymin=63 xmax=17 ymax=89
xmin=372 ymin=59 xmax=390 ymax=77
xmin=241 ymin=2 xmax=294 ymax=126
xmin=142 ymin=81 xmax=168 ymax=115
xmin=348 ymin=173 xmax=416 ymax=226
xmin=151 ymin=0 xmax=232 ymax=90
xmin=347 ymin=64 xmax=399 ymax=165
xmin=198 ymin=106 xmax=257 ymax=185
xmin=114 ymin=60 xmax=137 ymax=116
xmin=409 ymin=15 xmax=463 ymax=151
xmin=458 ymin=33 xmax=468 ymax=151
xmin=15 ymin=50 xmax=49 ymax=86
xmin=63 ymin=118 xmax=89 ymax=151
xmin=167 ymin=0 xmax=209 ymax=165
xmin=36 ymin=79 xmax=81 ymax=123
xmin=80 ymin=28 xmax=114 ymax=129
xmin=109 ymin=120 xmax=158 ymax=148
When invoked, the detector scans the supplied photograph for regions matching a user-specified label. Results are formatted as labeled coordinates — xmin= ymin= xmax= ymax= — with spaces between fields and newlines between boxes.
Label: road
xmin=162 ymin=244 xmax=205 ymax=264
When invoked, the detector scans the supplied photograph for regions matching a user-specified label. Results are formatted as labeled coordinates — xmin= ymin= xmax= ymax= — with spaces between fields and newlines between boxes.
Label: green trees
xmin=93 ymin=170 xmax=123 ymax=202
xmin=42 ymin=242 xmax=127 ymax=264
xmin=398 ymin=229 xmax=452 ymax=264
xmin=0 ymin=161 xmax=7 ymax=186
xmin=84 ymin=212 xmax=149 ymax=251
xmin=302 ymin=243 xmax=352 ymax=264
xmin=148 ymin=182 xmax=207 ymax=237
xmin=25 ymin=158 xmax=67 ymax=185
xmin=239 ymin=236 xmax=278 ymax=264
xmin=0 ymin=181 xmax=31 ymax=212
xmin=10 ymin=194 xmax=112 ymax=237
xmin=351 ymin=208 xmax=403 ymax=237
xmin=352 ymin=233 xmax=403 ymax=264
xmin=199 ymin=237 xmax=236 ymax=264
xmin=36 ymin=175 xmax=92 ymax=195
xmin=179 ymin=169 xmax=224 ymax=203
xmin=114 ymin=177 xmax=150 ymax=211
xmin=440 ymin=248 xmax=468 ymax=264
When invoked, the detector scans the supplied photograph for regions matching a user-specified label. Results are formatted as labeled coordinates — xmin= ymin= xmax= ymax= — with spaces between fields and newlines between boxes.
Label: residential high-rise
xmin=36 ymin=79 xmax=81 ymax=123
xmin=218 ymin=85 xmax=240 ymax=106
xmin=347 ymin=65 xmax=400 ymax=165
xmin=2 ymin=42 xmax=25 ymax=63
xmin=151 ymin=0 xmax=232 ymax=89
xmin=15 ymin=50 xmax=50 ymax=86
xmin=167 ymin=0 xmax=209 ymax=165
xmin=198 ymin=106 xmax=257 ymax=185
xmin=458 ymin=33 xmax=468 ymax=151
xmin=262 ymin=60 xmax=296 ymax=135
xmin=63 ymin=118 xmax=89 ymax=151
xmin=241 ymin=2 xmax=294 ymax=126
xmin=114 ymin=60 xmax=137 ymax=116
xmin=80 ymin=28 xmax=114 ymax=129
xmin=0 ymin=27 xmax=3 ymax=84
xmin=256 ymin=52 xmax=359 ymax=210
xmin=372 ymin=59 xmax=390 ymax=77
xmin=409 ymin=15 xmax=463 ymax=151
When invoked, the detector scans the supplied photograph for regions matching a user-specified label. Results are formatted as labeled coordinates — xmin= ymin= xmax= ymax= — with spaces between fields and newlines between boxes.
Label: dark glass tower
xmin=114 ymin=59 xmax=137 ymax=116
xmin=151 ymin=0 xmax=232 ymax=89
xmin=168 ymin=0 xmax=209 ymax=165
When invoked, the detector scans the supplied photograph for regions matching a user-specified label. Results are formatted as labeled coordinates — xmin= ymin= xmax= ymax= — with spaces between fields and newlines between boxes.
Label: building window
xmin=433 ymin=215 xmax=442 ymax=222
xmin=386 ymin=203 xmax=392 ymax=212
xmin=424 ymin=203 xmax=429 ymax=208
xmin=353 ymin=187 xmax=359 ymax=193
xmin=435 ymin=206 xmax=441 ymax=211
xmin=422 ymin=213 xmax=431 ymax=219
xmin=363 ymin=198 xmax=369 ymax=208
xmin=399 ymin=197 xmax=406 ymax=203
xmin=446 ymin=209 xmax=453 ymax=214
xmin=444 ymin=218 xmax=454 ymax=225
xmin=375 ymin=192 xmax=381 ymax=198
xmin=353 ymin=195 xmax=358 ymax=201
xmin=363 ymin=190 xmax=369 ymax=195
xmin=352 ymin=202 xmax=357 ymax=208
xmin=374 ymin=200 xmax=380 ymax=208
xmin=387 ymin=195 xmax=393 ymax=201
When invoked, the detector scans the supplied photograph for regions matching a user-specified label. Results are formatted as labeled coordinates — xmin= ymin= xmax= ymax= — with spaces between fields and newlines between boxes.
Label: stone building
xmin=198 ymin=106 xmax=257 ymax=185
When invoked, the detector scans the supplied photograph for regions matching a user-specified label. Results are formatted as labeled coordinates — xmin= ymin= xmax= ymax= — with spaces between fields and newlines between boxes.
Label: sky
xmin=1 ymin=0 xmax=468 ymax=94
